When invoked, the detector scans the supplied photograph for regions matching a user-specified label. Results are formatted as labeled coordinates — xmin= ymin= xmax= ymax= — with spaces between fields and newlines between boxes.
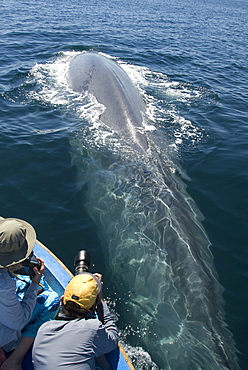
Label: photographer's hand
xmin=0 ymin=347 xmax=6 ymax=366
xmin=93 ymin=273 xmax=103 ymax=302
xmin=32 ymin=258 xmax=45 ymax=285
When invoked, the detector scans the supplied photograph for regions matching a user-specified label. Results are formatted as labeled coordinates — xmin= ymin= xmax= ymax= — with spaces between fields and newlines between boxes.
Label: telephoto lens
xmin=74 ymin=250 xmax=91 ymax=275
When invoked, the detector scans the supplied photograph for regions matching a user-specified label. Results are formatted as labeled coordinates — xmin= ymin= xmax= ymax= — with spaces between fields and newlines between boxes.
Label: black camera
xmin=14 ymin=252 xmax=41 ymax=278
xmin=74 ymin=250 xmax=91 ymax=275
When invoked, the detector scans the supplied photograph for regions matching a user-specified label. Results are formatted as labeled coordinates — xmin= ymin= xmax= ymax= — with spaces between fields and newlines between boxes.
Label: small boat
xmin=33 ymin=240 xmax=134 ymax=370
xmin=4 ymin=233 xmax=134 ymax=370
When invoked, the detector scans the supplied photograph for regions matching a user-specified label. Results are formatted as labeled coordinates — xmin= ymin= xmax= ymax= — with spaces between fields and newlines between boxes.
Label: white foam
xmin=27 ymin=51 xmax=206 ymax=153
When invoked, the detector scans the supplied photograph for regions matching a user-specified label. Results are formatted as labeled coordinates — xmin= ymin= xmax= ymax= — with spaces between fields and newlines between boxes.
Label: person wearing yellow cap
xmin=0 ymin=218 xmax=60 ymax=370
xmin=32 ymin=272 xmax=119 ymax=369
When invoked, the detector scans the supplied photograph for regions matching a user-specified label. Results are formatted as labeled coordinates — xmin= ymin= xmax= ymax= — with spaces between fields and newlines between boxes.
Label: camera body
xmin=74 ymin=250 xmax=91 ymax=275
xmin=14 ymin=249 xmax=91 ymax=278
xmin=14 ymin=252 xmax=41 ymax=278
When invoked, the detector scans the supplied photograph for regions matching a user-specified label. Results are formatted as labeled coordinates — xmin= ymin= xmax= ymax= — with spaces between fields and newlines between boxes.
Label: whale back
xmin=68 ymin=53 xmax=147 ymax=151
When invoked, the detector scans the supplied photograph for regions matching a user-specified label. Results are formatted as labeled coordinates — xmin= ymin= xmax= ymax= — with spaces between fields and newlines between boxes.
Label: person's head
xmin=0 ymin=218 xmax=36 ymax=268
xmin=61 ymin=273 xmax=101 ymax=318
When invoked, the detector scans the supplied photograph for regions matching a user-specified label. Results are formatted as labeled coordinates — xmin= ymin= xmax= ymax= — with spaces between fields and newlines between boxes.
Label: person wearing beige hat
xmin=32 ymin=272 xmax=119 ymax=369
xmin=0 ymin=218 xmax=59 ymax=370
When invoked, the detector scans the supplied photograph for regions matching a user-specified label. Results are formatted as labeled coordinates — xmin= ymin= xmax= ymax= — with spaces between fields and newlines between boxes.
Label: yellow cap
xmin=63 ymin=273 xmax=100 ymax=311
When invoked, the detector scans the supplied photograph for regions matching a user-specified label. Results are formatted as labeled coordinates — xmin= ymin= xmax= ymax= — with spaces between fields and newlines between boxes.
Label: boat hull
xmin=1 ymin=219 xmax=133 ymax=370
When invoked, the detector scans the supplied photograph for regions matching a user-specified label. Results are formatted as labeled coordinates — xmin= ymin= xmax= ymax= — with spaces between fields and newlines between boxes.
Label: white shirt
xmin=0 ymin=268 xmax=39 ymax=352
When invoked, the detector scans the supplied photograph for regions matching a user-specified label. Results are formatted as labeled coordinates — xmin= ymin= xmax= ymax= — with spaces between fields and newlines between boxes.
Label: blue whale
xmin=68 ymin=53 xmax=239 ymax=369
xmin=68 ymin=53 xmax=147 ymax=153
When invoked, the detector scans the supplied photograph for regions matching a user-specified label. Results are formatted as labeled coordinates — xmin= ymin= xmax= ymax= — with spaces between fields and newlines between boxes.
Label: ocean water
xmin=1 ymin=0 xmax=247 ymax=369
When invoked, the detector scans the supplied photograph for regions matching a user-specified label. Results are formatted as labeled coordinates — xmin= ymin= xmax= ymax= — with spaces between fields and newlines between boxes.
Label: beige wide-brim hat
xmin=0 ymin=218 xmax=36 ymax=268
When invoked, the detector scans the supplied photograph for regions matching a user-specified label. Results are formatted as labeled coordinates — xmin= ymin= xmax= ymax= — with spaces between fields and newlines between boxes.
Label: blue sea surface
xmin=0 ymin=0 xmax=247 ymax=368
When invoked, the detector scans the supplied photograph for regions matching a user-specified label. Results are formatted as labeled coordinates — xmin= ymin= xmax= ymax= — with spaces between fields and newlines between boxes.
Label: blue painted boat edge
xmin=109 ymin=343 xmax=135 ymax=370
xmin=34 ymin=241 xmax=73 ymax=289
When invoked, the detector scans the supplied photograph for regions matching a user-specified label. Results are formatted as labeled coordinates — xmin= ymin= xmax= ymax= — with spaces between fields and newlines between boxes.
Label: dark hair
xmin=7 ymin=262 xmax=24 ymax=272
xmin=60 ymin=300 xmax=94 ymax=319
